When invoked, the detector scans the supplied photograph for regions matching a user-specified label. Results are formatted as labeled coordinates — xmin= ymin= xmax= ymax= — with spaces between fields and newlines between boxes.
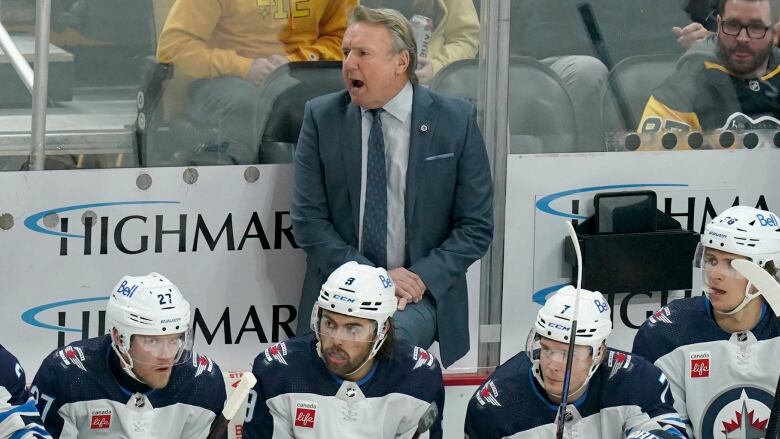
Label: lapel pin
xmin=420 ymin=124 xmax=429 ymax=133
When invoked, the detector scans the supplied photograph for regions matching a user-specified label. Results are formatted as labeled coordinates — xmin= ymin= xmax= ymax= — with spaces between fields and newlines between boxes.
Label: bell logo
xmin=294 ymin=408 xmax=316 ymax=428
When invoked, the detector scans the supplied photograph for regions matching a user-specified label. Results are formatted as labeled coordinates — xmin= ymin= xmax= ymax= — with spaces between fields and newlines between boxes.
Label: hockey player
xmin=0 ymin=345 xmax=50 ymax=438
xmin=242 ymin=261 xmax=444 ymax=438
xmin=465 ymin=286 xmax=688 ymax=438
xmin=30 ymin=273 xmax=226 ymax=438
xmin=632 ymin=205 xmax=780 ymax=439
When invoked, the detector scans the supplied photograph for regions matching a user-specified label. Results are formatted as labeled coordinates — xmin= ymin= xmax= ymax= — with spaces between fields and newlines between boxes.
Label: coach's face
xmin=718 ymin=0 xmax=775 ymax=77
xmin=342 ymin=21 xmax=410 ymax=109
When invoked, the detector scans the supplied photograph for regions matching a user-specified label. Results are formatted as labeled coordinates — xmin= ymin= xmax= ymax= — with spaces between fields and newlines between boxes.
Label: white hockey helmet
xmin=311 ymin=261 xmax=398 ymax=359
xmin=695 ymin=206 xmax=780 ymax=314
xmin=106 ymin=273 xmax=193 ymax=381
xmin=527 ymin=286 xmax=612 ymax=389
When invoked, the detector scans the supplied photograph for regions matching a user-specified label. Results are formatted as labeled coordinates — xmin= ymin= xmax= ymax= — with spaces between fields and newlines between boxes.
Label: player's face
xmin=128 ymin=333 xmax=184 ymax=389
xmin=538 ymin=338 xmax=593 ymax=403
xmin=717 ymin=0 xmax=775 ymax=77
xmin=702 ymin=248 xmax=751 ymax=312
xmin=342 ymin=21 xmax=410 ymax=109
xmin=318 ymin=310 xmax=378 ymax=380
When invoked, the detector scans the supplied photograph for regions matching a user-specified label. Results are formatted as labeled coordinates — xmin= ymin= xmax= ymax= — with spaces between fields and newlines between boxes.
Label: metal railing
xmin=0 ymin=0 xmax=51 ymax=170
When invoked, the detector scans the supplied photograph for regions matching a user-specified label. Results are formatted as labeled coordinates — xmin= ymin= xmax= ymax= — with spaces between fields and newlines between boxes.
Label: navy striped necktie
xmin=362 ymin=108 xmax=387 ymax=268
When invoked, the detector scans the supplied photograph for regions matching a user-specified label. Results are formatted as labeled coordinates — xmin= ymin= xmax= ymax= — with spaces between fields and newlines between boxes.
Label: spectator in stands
xmin=361 ymin=0 xmax=480 ymax=84
xmin=639 ymin=0 xmax=780 ymax=137
xmin=243 ymin=262 xmax=444 ymax=438
xmin=291 ymin=6 xmax=493 ymax=368
xmin=156 ymin=0 xmax=357 ymax=163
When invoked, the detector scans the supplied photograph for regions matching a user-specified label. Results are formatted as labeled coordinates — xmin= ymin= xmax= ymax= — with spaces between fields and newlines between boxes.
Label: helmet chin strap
xmin=710 ymin=283 xmax=761 ymax=316
xmin=111 ymin=343 xmax=147 ymax=385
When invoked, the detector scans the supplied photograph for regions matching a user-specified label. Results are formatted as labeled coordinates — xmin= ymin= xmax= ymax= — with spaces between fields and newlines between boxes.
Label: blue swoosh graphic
xmin=536 ymin=183 xmax=689 ymax=220
xmin=21 ymin=296 xmax=110 ymax=332
xmin=531 ymin=283 xmax=570 ymax=305
xmin=24 ymin=201 xmax=180 ymax=238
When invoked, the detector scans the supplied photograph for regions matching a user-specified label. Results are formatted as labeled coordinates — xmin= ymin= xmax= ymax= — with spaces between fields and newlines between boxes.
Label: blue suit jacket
xmin=291 ymin=84 xmax=493 ymax=367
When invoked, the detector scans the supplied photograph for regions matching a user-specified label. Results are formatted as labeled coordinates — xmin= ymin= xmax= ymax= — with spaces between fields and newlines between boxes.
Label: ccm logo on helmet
xmin=708 ymin=231 xmax=728 ymax=238
xmin=547 ymin=322 xmax=570 ymax=331
xmin=757 ymin=213 xmax=778 ymax=227
xmin=332 ymin=294 xmax=356 ymax=303
xmin=116 ymin=280 xmax=138 ymax=298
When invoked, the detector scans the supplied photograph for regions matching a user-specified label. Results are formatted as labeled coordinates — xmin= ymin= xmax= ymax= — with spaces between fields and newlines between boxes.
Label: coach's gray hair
xmin=349 ymin=5 xmax=419 ymax=84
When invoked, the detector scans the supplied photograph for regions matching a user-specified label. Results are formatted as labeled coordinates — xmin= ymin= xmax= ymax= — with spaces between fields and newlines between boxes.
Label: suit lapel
xmin=342 ymin=98 xmax=363 ymax=240
xmin=406 ymin=85 xmax=437 ymax=229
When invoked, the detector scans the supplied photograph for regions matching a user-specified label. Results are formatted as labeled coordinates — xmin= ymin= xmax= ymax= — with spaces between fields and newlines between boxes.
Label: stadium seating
xmin=600 ymin=54 xmax=679 ymax=133
xmin=430 ymin=57 xmax=578 ymax=153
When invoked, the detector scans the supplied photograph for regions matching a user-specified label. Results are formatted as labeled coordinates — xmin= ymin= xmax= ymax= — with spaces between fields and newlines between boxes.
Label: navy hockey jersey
xmin=464 ymin=348 xmax=688 ymax=438
xmin=30 ymin=334 xmax=226 ymax=438
xmin=243 ymin=334 xmax=445 ymax=439
xmin=0 ymin=344 xmax=50 ymax=439
xmin=633 ymin=296 xmax=780 ymax=439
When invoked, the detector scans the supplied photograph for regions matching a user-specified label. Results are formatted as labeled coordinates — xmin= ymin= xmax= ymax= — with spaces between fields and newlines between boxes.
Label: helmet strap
xmin=711 ymin=283 xmax=761 ymax=316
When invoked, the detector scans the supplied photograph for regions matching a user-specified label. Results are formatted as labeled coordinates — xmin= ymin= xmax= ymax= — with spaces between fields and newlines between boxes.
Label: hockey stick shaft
xmin=578 ymin=3 xmax=637 ymax=131
xmin=556 ymin=221 xmax=584 ymax=439
xmin=207 ymin=372 xmax=257 ymax=439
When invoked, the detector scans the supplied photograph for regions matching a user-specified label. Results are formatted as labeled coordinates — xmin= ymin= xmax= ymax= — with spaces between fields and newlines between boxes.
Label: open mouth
xmin=710 ymin=287 xmax=727 ymax=296
xmin=351 ymin=79 xmax=365 ymax=89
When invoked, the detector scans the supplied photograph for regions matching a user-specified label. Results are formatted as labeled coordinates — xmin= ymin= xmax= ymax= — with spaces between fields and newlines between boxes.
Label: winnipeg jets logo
xmin=700 ymin=387 xmax=772 ymax=439
xmin=607 ymin=351 xmax=632 ymax=379
xmin=264 ymin=342 xmax=288 ymax=366
xmin=412 ymin=347 xmax=435 ymax=370
xmin=476 ymin=380 xmax=501 ymax=407
xmin=58 ymin=346 xmax=87 ymax=372
xmin=193 ymin=354 xmax=213 ymax=377
xmin=648 ymin=306 xmax=673 ymax=325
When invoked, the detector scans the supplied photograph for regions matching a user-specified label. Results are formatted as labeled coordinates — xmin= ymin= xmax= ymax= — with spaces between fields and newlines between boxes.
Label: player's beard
xmin=719 ymin=40 xmax=772 ymax=76
xmin=322 ymin=344 xmax=372 ymax=377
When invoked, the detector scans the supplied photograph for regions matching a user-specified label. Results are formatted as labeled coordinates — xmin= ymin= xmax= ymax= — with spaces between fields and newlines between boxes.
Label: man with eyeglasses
xmin=243 ymin=261 xmax=444 ymax=438
xmin=465 ymin=286 xmax=687 ymax=438
xmin=633 ymin=206 xmax=780 ymax=438
xmin=30 ymin=273 xmax=226 ymax=438
xmin=638 ymin=0 xmax=780 ymax=137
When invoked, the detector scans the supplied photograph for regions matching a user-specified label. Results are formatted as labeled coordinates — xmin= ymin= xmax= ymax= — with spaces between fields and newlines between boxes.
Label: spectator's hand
xmin=389 ymin=267 xmax=426 ymax=309
xmin=244 ymin=54 xmax=289 ymax=86
xmin=415 ymin=57 xmax=434 ymax=85
xmin=673 ymin=23 xmax=710 ymax=49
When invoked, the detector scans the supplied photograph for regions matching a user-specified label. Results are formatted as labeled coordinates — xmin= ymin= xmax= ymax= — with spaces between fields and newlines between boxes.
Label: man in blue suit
xmin=291 ymin=5 xmax=493 ymax=367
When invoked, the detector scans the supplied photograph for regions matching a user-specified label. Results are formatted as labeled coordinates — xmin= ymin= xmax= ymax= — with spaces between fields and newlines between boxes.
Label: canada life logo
xmin=90 ymin=409 xmax=112 ymax=429
xmin=294 ymin=402 xmax=317 ymax=428
xmin=690 ymin=351 xmax=710 ymax=378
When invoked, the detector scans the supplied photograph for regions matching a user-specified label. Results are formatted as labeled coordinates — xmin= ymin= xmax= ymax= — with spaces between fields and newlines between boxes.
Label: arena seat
xmin=600 ymin=54 xmax=679 ymax=133
xmin=510 ymin=0 xmax=687 ymax=64
xmin=137 ymin=61 xmax=344 ymax=166
xmin=430 ymin=57 xmax=578 ymax=153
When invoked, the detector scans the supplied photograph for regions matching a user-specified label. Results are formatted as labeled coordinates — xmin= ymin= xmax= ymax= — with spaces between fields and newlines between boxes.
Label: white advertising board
xmin=501 ymin=149 xmax=778 ymax=363
xmin=0 ymin=164 xmax=479 ymax=385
